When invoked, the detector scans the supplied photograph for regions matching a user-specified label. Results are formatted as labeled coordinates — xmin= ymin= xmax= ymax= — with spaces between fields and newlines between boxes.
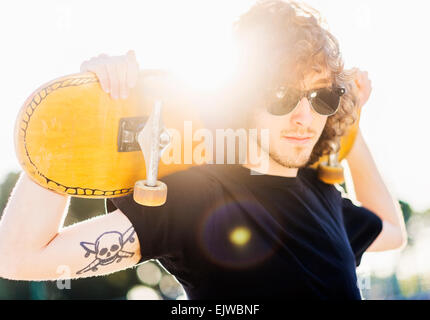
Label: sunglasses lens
xmin=268 ymin=88 xmax=300 ymax=116
xmin=267 ymin=87 xmax=344 ymax=116
xmin=311 ymin=89 xmax=341 ymax=116
xmin=268 ymin=100 xmax=297 ymax=116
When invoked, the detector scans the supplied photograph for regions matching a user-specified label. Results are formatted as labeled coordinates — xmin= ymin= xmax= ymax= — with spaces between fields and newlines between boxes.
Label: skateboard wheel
xmin=133 ymin=180 xmax=167 ymax=207
xmin=317 ymin=163 xmax=344 ymax=185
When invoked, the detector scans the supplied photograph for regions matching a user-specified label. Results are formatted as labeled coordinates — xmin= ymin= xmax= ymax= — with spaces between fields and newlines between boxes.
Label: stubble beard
xmin=258 ymin=137 xmax=312 ymax=169
xmin=270 ymin=148 xmax=311 ymax=168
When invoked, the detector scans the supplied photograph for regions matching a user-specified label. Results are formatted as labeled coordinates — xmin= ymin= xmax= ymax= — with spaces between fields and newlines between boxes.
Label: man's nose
xmin=290 ymin=97 xmax=314 ymax=127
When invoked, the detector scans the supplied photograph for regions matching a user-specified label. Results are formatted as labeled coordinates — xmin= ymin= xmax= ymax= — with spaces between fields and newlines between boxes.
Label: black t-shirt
xmin=105 ymin=164 xmax=382 ymax=300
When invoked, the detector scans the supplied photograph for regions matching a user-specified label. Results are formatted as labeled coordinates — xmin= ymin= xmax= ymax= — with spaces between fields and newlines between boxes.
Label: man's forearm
xmin=0 ymin=172 xmax=70 ymax=257
xmin=346 ymin=130 xmax=406 ymax=233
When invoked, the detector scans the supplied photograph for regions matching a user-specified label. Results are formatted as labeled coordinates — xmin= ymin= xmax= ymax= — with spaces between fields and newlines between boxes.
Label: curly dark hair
xmin=233 ymin=0 xmax=359 ymax=165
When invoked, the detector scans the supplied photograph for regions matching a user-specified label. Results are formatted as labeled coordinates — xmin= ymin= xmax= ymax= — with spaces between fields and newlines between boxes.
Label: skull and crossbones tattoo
xmin=77 ymin=226 xmax=136 ymax=274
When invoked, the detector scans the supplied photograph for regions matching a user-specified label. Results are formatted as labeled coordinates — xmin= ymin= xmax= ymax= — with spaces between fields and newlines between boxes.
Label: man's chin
xmin=256 ymin=139 xmax=314 ymax=169
xmin=270 ymin=151 xmax=311 ymax=169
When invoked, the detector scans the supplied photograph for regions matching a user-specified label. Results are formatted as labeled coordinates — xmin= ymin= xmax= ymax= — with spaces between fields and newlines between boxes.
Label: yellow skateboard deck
xmin=14 ymin=70 xmax=360 ymax=199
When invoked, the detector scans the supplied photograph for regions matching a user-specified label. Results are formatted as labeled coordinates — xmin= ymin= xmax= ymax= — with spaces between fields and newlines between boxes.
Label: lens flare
xmin=197 ymin=199 xmax=277 ymax=269
xmin=136 ymin=261 xmax=162 ymax=286
xmin=126 ymin=285 xmax=161 ymax=300
xmin=229 ymin=226 xmax=251 ymax=246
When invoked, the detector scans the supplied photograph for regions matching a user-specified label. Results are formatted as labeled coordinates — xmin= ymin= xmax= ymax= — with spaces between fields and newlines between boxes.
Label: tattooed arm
xmin=0 ymin=52 xmax=143 ymax=280
xmin=0 ymin=172 xmax=141 ymax=281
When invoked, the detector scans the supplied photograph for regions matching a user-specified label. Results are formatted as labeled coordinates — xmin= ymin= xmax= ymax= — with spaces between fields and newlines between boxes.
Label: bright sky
xmin=1 ymin=0 xmax=429 ymax=211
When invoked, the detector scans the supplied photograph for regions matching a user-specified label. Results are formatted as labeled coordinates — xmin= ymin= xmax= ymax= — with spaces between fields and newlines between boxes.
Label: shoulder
xmin=161 ymin=165 xmax=222 ymax=191
xmin=158 ymin=165 xmax=224 ymax=206
xmin=298 ymin=167 xmax=319 ymax=181
xmin=298 ymin=167 xmax=342 ymax=196
xmin=342 ymin=197 xmax=383 ymax=228
xmin=298 ymin=167 xmax=351 ymax=214
xmin=106 ymin=165 xmax=222 ymax=215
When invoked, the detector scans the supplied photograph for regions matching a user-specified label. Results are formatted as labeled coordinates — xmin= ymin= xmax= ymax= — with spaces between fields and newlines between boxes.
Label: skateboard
xmin=14 ymin=70 xmax=360 ymax=206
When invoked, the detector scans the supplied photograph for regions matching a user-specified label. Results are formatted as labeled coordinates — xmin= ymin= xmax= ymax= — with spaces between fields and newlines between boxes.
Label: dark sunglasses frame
xmin=267 ymin=85 xmax=346 ymax=116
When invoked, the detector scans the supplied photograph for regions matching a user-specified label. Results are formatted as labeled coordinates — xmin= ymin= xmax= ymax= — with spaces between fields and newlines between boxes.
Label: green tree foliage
xmin=399 ymin=200 xmax=412 ymax=224
xmin=0 ymin=171 xmax=20 ymax=216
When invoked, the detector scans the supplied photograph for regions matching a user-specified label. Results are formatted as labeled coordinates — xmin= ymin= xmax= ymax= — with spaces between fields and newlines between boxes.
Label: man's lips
xmin=281 ymin=135 xmax=313 ymax=145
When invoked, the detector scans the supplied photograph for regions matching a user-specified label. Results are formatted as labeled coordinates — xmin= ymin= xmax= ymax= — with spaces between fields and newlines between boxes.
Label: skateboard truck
xmin=317 ymin=142 xmax=345 ymax=185
xmin=133 ymin=100 xmax=171 ymax=206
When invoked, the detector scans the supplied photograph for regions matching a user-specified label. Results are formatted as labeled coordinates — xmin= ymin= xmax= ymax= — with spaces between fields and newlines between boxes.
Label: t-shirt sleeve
xmin=341 ymin=197 xmax=383 ymax=267
xmin=104 ymin=167 xmax=217 ymax=264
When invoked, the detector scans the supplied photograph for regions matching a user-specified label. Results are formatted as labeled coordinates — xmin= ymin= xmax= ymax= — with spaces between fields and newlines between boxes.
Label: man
xmin=0 ymin=0 xmax=406 ymax=299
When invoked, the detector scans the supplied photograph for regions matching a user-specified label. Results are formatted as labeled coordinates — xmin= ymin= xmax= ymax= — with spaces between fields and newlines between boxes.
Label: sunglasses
xmin=267 ymin=85 xmax=346 ymax=116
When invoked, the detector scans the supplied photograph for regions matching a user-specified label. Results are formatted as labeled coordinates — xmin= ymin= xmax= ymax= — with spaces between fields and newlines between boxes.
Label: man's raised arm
xmin=345 ymin=70 xmax=407 ymax=252
xmin=0 ymin=172 xmax=142 ymax=280
xmin=0 ymin=51 xmax=143 ymax=280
